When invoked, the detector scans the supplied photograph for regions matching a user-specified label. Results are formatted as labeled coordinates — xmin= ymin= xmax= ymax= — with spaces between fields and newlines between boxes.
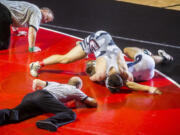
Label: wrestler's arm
xmin=125 ymin=81 xmax=162 ymax=94
xmin=32 ymin=79 xmax=47 ymax=91
xmin=117 ymin=51 xmax=134 ymax=81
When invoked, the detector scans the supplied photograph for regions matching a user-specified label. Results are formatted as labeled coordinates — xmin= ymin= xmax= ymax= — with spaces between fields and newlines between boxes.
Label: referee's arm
xmin=32 ymin=79 xmax=47 ymax=91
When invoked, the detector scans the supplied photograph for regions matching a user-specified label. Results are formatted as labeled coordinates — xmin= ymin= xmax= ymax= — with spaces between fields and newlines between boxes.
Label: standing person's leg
xmin=30 ymin=45 xmax=87 ymax=77
xmin=35 ymin=90 xmax=76 ymax=131
xmin=0 ymin=3 xmax=12 ymax=50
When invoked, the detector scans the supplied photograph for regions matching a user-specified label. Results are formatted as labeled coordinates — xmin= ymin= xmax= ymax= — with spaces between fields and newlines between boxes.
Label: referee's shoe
xmin=36 ymin=120 xmax=58 ymax=132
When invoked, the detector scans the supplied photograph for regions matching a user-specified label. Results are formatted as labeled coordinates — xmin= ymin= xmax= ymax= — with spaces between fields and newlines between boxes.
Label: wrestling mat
xmin=0 ymin=27 xmax=179 ymax=135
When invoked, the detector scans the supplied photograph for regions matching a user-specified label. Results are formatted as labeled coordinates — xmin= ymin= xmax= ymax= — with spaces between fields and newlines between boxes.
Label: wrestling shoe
xmin=36 ymin=120 xmax=57 ymax=132
xmin=158 ymin=49 xmax=173 ymax=63
xmin=29 ymin=61 xmax=41 ymax=77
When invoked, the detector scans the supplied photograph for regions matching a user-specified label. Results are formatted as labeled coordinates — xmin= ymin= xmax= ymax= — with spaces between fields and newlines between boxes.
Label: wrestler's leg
xmin=30 ymin=45 xmax=87 ymax=77
xmin=123 ymin=47 xmax=143 ymax=60
xmin=123 ymin=47 xmax=173 ymax=65
xmin=42 ymin=45 xmax=87 ymax=65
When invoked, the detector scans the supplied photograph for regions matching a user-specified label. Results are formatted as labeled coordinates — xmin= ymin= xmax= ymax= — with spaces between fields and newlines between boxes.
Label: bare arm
xmin=32 ymin=79 xmax=47 ymax=91
xmin=125 ymin=81 xmax=162 ymax=94
xmin=117 ymin=51 xmax=134 ymax=81
xmin=28 ymin=26 xmax=37 ymax=49
xmin=83 ymin=97 xmax=97 ymax=107
xmin=89 ymin=57 xmax=107 ymax=82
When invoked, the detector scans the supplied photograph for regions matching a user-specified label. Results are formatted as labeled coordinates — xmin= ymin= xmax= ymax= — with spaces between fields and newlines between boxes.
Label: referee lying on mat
xmin=0 ymin=76 xmax=97 ymax=132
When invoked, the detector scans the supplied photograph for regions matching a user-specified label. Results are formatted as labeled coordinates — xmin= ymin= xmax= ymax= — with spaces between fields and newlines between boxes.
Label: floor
xmin=0 ymin=0 xmax=180 ymax=135
xmin=0 ymin=27 xmax=180 ymax=135
xmin=116 ymin=0 xmax=180 ymax=11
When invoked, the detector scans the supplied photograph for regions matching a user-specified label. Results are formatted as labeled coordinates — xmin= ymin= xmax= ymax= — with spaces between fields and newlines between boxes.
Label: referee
xmin=0 ymin=77 xmax=97 ymax=132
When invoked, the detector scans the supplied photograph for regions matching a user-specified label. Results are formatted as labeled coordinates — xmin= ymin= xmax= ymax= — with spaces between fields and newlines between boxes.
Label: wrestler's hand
xmin=126 ymin=71 xmax=134 ymax=81
xmin=121 ymin=71 xmax=134 ymax=82
xmin=149 ymin=87 xmax=162 ymax=95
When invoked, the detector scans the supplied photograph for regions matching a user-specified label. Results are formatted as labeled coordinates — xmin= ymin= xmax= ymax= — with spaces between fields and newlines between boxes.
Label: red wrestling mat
xmin=0 ymin=27 xmax=180 ymax=135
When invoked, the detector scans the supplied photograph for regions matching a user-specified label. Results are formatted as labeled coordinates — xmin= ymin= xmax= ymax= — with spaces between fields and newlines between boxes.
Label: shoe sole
xmin=36 ymin=121 xmax=57 ymax=132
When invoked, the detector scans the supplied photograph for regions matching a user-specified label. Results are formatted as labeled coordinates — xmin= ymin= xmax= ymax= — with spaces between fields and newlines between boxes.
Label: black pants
xmin=0 ymin=90 xmax=76 ymax=127
xmin=0 ymin=3 xmax=12 ymax=50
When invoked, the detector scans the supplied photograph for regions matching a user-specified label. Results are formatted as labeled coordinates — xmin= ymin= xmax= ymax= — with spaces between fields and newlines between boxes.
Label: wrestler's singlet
xmin=80 ymin=30 xmax=155 ymax=81
xmin=127 ymin=53 xmax=155 ymax=81
xmin=80 ymin=30 xmax=120 ymax=58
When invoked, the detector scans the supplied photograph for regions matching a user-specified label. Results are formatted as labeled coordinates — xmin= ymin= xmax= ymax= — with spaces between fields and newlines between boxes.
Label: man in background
xmin=0 ymin=0 xmax=54 ymax=52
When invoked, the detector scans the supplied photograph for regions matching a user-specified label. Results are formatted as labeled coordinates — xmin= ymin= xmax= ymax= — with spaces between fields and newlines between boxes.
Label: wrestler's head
xmin=105 ymin=73 xmax=123 ymax=93
xmin=68 ymin=76 xmax=83 ymax=89
xmin=85 ymin=60 xmax=96 ymax=76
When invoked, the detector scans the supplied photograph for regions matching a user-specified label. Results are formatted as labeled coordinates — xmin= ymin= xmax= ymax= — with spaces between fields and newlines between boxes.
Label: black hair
xmin=105 ymin=73 xmax=123 ymax=93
